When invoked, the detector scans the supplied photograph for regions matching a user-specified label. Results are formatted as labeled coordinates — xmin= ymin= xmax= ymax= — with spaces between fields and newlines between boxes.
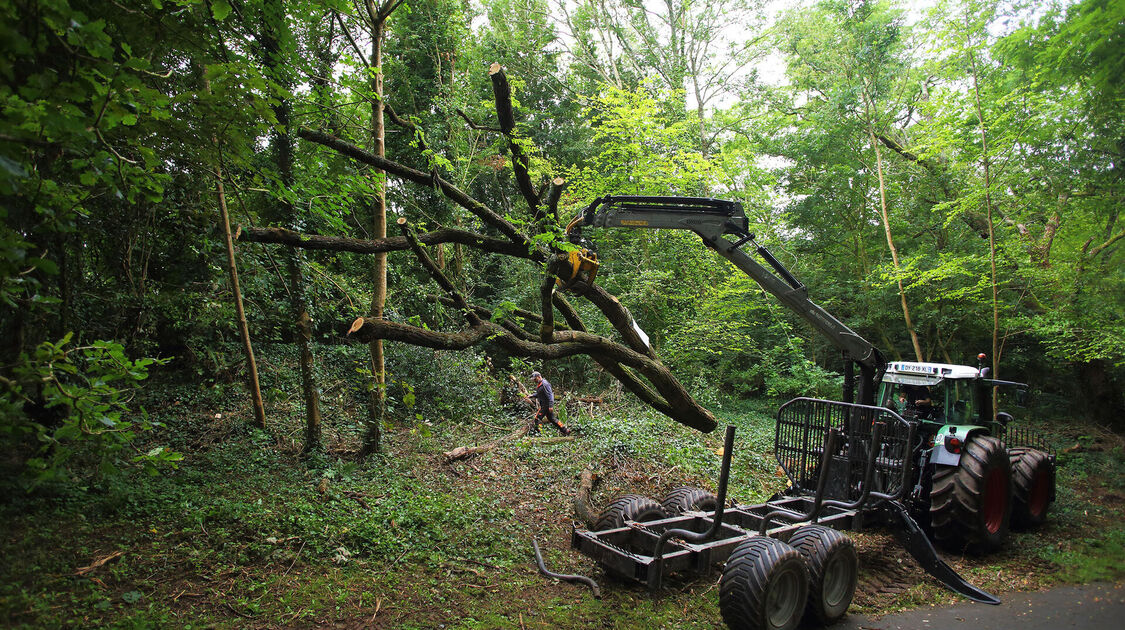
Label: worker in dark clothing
xmin=903 ymin=384 xmax=935 ymax=419
xmin=527 ymin=371 xmax=570 ymax=436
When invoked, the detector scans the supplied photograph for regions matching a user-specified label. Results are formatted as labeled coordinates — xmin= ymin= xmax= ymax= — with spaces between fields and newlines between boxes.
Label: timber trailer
xmin=553 ymin=196 xmax=1057 ymax=630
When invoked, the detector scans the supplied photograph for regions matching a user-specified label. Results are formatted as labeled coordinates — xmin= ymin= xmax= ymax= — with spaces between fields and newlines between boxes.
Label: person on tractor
xmin=903 ymin=384 xmax=936 ymax=419
xmin=527 ymin=371 xmax=570 ymax=436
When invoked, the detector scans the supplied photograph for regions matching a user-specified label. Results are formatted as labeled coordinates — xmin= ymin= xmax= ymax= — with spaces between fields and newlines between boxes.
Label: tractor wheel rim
xmin=822 ymin=554 xmax=852 ymax=607
xmin=766 ymin=567 xmax=801 ymax=628
xmin=1029 ymin=469 xmax=1050 ymax=516
xmin=984 ymin=468 xmax=1008 ymax=533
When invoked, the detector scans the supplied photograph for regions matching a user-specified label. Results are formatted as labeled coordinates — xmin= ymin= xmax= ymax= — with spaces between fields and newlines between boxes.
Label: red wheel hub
xmin=983 ymin=468 xmax=1008 ymax=534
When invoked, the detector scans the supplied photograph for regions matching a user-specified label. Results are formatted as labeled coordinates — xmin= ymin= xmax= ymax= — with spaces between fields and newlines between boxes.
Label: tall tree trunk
xmin=204 ymin=72 xmax=267 ymax=428
xmin=968 ymin=43 xmax=1000 ymax=420
xmin=865 ymin=88 xmax=924 ymax=361
xmin=360 ymin=0 xmax=403 ymax=458
xmin=263 ymin=0 xmax=322 ymax=451
xmin=216 ymin=165 xmax=268 ymax=428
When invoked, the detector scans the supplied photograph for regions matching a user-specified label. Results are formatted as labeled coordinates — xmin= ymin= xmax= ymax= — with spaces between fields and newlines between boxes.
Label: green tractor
xmin=877 ymin=359 xmax=1056 ymax=552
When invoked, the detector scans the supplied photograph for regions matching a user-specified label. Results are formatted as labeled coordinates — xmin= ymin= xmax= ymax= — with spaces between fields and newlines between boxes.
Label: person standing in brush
xmin=527 ymin=371 xmax=570 ymax=436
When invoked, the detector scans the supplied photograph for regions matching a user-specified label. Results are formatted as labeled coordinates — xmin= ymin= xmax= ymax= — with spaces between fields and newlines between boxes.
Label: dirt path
xmin=839 ymin=582 xmax=1125 ymax=630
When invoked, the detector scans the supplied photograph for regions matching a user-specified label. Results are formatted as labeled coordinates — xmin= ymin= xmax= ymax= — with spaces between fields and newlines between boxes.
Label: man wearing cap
xmin=528 ymin=371 xmax=570 ymax=436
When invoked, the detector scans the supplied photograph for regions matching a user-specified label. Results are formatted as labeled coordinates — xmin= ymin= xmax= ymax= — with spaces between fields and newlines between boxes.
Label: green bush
xmin=0 ymin=334 xmax=178 ymax=489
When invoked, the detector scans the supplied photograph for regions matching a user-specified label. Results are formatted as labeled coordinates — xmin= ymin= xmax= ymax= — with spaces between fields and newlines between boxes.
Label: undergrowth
xmin=0 ymin=349 xmax=1122 ymax=629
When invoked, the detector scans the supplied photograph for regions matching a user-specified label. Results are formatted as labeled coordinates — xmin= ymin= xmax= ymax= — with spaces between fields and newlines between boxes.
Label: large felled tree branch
xmin=291 ymin=67 xmax=719 ymax=434
xmin=345 ymin=219 xmax=717 ymax=432
xmin=237 ymin=225 xmax=536 ymax=259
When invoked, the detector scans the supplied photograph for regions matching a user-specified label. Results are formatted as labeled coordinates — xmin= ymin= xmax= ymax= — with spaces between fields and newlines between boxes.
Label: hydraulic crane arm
xmin=568 ymin=195 xmax=887 ymax=403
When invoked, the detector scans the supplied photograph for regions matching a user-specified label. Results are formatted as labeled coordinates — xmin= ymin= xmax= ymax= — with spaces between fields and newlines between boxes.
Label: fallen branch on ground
xmin=526 ymin=436 xmax=574 ymax=445
xmin=75 ymin=550 xmax=124 ymax=576
xmin=573 ymin=469 xmax=600 ymax=528
xmin=443 ymin=422 xmax=529 ymax=462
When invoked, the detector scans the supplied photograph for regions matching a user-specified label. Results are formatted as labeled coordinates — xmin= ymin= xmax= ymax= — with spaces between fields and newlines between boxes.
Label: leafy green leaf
xmin=211 ymin=1 xmax=232 ymax=21
xmin=122 ymin=591 xmax=143 ymax=604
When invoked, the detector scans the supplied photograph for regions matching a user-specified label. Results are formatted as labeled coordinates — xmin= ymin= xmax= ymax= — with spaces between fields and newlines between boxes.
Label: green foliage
xmin=566 ymin=82 xmax=719 ymax=199
xmin=0 ymin=334 xmax=177 ymax=488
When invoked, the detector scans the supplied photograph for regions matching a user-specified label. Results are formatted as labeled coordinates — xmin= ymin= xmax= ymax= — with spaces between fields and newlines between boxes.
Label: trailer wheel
xmin=661 ymin=486 xmax=719 ymax=515
xmin=720 ymin=537 xmax=809 ymax=630
xmin=1008 ymin=447 xmax=1054 ymax=529
xmin=593 ymin=494 xmax=667 ymax=531
xmin=787 ymin=525 xmax=857 ymax=625
xmin=929 ymin=434 xmax=1012 ymax=553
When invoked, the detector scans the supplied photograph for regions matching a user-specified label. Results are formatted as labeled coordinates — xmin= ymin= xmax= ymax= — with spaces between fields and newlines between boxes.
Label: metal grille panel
xmin=775 ymin=397 xmax=915 ymax=502
xmin=1002 ymin=424 xmax=1055 ymax=458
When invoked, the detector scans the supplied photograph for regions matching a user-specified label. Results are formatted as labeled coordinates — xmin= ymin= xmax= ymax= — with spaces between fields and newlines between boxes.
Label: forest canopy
xmin=1 ymin=0 xmax=1123 ymax=482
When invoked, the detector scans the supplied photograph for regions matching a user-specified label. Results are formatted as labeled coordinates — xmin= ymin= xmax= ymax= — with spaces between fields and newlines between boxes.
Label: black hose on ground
xmin=531 ymin=539 xmax=602 ymax=598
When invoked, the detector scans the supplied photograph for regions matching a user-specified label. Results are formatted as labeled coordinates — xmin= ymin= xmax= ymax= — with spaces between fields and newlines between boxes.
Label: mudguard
xmin=931 ymin=425 xmax=987 ymax=466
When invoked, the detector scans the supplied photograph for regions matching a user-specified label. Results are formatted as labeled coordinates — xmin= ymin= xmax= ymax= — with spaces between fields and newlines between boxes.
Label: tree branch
xmin=539 ymin=275 xmax=556 ymax=343
xmin=489 ymin=63 xmax=542 ymax=221
xmin=562 ymin=275 xmax=656 ymax=359
xmin=426 ymin=295 xmax=545 ymax=342
xmin=237 ymin=225 xmax=535 ymax=259
xmin=397 ymin=218 xmax=480 ymax=326
xmin=384 ymin=103 xmax=428 ymax=152
xmin=333 ymin=10 xmax=369 ymax=67
xmin=1087 ymin=226 xmax=1125 ymax=260
xmin=456 ymin=109 xmax=502 ymax=133
xmin=297 ymin=126 xmax=536 ymax=251
xmin=545 ymin=177 xmax=565 ymax=224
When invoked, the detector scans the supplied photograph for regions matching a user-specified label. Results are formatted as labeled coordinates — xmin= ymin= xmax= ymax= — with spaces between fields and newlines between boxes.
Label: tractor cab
xmin=877 ymin=362 xmax=985 ymax=426
xmin=877 ymin=360 xmax=1028 ymax=432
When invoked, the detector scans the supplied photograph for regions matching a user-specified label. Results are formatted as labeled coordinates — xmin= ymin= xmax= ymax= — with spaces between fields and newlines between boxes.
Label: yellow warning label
xmin=620 ymin=220 xmax=649 ymax=226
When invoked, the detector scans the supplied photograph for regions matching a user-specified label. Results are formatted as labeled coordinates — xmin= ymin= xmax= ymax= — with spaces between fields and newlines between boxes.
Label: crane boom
xmin=570 ymin=195 xmax=887 ymax=404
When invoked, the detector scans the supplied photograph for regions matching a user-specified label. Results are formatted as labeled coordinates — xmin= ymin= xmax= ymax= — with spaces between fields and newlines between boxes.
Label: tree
xmin=774 ymin=0 xmax=928 ymax=361
xmin=553 ymin=0 xmax=767 ymax=154
xmin=245 ymin=66 xmax=720 ymax=432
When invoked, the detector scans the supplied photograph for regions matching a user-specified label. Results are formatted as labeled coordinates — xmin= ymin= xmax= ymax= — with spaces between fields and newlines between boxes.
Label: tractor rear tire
xmin=1008 ymin=447 xmax=1054 ymax=529
xmin=720 ymin=537 xmax=809 ymax=630
xmin=593 ymin=494 xmax=667 ymax=531
xmin=661 ymin=486 xmax=719 ymax=515
xmin=787 ymin=525 xmax=858 ymax=625
xmin=929 ymin=434 xmax=1012 ymax=553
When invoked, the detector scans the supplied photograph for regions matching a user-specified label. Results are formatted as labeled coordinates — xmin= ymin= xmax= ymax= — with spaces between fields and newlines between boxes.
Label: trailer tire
xmin=661 ymin=486 xmax=719 ymax=515
xmin=593 ymin=494 xmax=667 ymax=531
xmin=929 ymin=434 xmax=1012 ymax=553
xmin=787 ymin=525 xmax=857 ymax=625
xmin=720 ymin=537 xmax=809 ymax=630
xmin=1008 ymin=447 xmax=1054 ymax=529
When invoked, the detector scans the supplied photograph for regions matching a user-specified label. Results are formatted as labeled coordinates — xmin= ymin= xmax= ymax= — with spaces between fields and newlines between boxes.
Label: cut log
xmin=573 ymin=469 xmax=600 ymax=528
